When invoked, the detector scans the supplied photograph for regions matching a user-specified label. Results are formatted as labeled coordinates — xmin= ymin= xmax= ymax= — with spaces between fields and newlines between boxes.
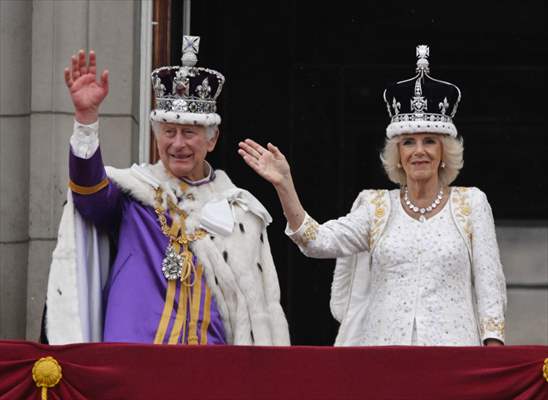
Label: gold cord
xmin=154 ymin=187 xmax=206 ymax=283
xmin=153 ymin=186 xmax=210 ymax=344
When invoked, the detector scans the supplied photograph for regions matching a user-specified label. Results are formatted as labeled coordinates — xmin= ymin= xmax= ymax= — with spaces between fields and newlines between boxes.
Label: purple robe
xmin=69 ymin=147 xmax=226 ymax=344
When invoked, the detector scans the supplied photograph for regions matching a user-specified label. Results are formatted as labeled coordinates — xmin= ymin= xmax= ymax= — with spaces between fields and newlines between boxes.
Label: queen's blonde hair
xmin=380 ymin=134 xmax=464 ymax=186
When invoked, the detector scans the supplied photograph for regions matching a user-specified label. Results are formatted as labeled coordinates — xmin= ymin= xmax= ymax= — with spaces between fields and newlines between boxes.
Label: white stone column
xmin=0 ymin=0 xmax=32 ymax=339
xmin=25 ymin=0 xmax=141 ymax=340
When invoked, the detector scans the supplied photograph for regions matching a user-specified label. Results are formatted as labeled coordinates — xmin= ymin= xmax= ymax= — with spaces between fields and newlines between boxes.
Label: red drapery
xmin=0 ymin=340 xmax=546 ymax=399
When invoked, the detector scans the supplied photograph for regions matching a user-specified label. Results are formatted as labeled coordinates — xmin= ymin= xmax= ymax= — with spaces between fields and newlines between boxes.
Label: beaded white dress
xmin=287 ymin=188 xmax=507 ymax=346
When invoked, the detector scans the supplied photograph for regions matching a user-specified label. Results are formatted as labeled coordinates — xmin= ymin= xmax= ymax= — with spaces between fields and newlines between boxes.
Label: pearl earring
xmin=397 ymin=162 xmax=402 ymax=168
xmin=441 ymin=161 xmax=446 ymax=169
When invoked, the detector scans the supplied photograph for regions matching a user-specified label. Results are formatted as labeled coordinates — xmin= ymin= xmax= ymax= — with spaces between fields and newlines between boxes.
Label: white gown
xmin=287 ymin=188 xmax=507 ymax=346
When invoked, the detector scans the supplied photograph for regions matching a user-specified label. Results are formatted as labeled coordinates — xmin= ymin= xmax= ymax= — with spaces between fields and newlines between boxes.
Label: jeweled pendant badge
xmin=162 ymin=244 xmax=189 ymax=280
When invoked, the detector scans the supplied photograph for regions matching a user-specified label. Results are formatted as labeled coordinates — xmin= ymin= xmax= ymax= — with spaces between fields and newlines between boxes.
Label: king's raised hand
xmin=64 ymin=49 xmax=109 ymax=125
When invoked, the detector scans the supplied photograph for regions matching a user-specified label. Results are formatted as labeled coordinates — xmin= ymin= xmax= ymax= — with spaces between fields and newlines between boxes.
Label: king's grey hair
xmin=150 ymin=121 xmax=218 ymax=140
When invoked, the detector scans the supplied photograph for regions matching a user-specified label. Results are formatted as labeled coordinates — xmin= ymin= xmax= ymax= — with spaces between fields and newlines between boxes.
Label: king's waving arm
xmin=65 ymin=49 xmax=121 ymax=226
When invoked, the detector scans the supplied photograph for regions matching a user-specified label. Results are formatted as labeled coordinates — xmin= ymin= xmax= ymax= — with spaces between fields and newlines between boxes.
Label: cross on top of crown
xmin=181 ymin=36 xmax=200 ymax=67
xmin=416 ymin=45 xmax=430 ymax=73
xmin=416 ymin=45 xmax=429 ymax=60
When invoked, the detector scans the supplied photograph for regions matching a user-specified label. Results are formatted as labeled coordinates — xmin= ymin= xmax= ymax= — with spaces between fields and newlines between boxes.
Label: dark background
xmin=171 ymin=0 xmax=547 ymax=345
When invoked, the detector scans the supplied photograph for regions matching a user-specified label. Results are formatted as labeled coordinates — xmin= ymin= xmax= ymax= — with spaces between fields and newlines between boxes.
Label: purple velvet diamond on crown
xmin=382 ymin=45 xmax=462 ymax=138
xmin=150 ymin=36 xmax=225 ymax=126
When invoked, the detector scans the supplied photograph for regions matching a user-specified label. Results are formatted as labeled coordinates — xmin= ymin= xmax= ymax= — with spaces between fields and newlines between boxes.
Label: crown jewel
xmin=150 ymin=36 xmax=225 ymax=126
xmin=416 ymin=45 xmax=430 ymax=73
xmin=383 ymin=45 xmax=461 ymax=138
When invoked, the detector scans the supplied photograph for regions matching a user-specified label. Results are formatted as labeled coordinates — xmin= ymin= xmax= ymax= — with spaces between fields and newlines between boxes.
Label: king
xmin=44 ymin=36 xmax=290 ymax=346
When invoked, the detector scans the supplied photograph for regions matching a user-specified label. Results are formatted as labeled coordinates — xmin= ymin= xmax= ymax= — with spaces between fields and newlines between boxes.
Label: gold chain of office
xmin=154 ymin=187 xmax=207 ymax=282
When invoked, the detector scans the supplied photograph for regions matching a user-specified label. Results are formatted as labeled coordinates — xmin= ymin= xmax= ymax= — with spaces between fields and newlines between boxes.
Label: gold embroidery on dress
xmin=369 ymin=190 xmax=387 ymax=249
xmin=295 ymin=216 xmax=320 ymax=247
xmin=452 ymin=187 xmax=472 ymax=242
xmin=480 ymin=317 xmax=505 ymax=337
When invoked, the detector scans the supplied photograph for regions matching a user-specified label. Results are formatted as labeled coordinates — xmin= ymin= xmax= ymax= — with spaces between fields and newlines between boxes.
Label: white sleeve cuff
xmin=284 ymin=213 xmax=309 ymax=237
xmin=480 ymin=317 xmax=505 ymax=344
xmin=284 ymin=213 xmax=320 ymax=249
xmin=70 ymin=119 xmax=99 ymax=159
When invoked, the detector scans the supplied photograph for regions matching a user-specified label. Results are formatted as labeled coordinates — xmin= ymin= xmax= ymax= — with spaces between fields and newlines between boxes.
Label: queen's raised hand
xmin=239 ymin=139 xmax=305 ymax=230
xmin=238 ymin=139 xmax=292 ymax=188
xmin=64 ymin=49 xmax=109 ymax=124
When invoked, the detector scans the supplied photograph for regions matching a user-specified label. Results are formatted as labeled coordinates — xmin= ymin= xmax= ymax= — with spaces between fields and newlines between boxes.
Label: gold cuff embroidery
xmin=480 ymin=317 xmax=505 ymax=338
xmin=69 ymin=178 xmax=109 ymax=195
xmin=543 ymin=358 xmax=548 ymax=383
xmin=294 ymin=216 xmax=320 ymax=247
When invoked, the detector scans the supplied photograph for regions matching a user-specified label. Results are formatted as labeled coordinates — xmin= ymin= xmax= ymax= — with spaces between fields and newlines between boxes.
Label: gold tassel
xmin=32 ymin=356 xmax=62 ymax=400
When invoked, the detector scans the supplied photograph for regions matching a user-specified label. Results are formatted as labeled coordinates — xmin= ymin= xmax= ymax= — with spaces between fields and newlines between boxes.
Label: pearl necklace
xmin=403 ymin=186 xmax=444 ymax=222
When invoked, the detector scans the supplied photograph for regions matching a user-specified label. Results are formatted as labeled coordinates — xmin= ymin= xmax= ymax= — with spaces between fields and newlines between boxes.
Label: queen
xmin=239 ymin=45 xmax=507 ymax=346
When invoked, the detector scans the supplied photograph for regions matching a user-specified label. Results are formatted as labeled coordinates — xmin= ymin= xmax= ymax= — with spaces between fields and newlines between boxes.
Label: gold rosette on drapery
xmin=32 ymin=356 xmax=62 ymax=400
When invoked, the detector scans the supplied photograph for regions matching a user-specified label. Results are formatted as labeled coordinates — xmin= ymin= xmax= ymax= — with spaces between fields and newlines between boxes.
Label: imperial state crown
xmin=150 ymin=35 xmax=225 ymax=126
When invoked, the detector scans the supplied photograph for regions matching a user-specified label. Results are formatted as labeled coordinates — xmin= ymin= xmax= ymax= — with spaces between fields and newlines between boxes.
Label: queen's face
xmin=398 ymin=133 xmax=443 ymax=184
xmin=155 ymin=123 xmax=218 ymax=180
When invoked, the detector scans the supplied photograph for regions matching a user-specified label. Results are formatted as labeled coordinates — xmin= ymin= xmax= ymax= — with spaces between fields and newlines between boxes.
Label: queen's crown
xmin=383 ymin=45 xmax=461 ymax=138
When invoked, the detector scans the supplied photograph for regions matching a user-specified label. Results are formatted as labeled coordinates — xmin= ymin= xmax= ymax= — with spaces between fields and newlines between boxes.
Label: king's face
xmin=155 ymin=123 xmax=218 ymax=180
